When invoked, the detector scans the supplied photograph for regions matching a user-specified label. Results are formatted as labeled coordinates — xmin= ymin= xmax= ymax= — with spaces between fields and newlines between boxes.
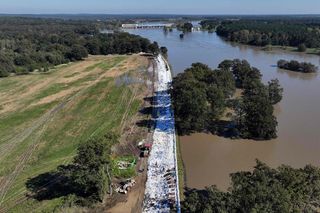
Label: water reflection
xmin=277 ymin=68 xmax=318 ymax=81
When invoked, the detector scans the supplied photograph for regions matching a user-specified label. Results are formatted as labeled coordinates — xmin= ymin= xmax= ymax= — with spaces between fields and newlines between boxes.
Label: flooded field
xmin=125 ymin=27 xmax=320 ymax=190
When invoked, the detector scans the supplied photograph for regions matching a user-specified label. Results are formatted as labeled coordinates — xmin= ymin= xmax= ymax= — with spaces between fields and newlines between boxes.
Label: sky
xmin=0 ymin=0 xmax=320 ymax=15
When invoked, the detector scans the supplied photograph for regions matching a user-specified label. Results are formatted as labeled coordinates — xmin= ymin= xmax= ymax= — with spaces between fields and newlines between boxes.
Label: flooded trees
xmin=277 ymin=59 xmax=318 ymax=73
xmin=172 ymin=62 xmax=235 ymax=135
xmin=177 ymin=22 xmax=193 ymax=32
xmin=268 ymin=79 xmax=283 ymax=105
xmin=238 ymin=81 xmax=278 ymax=140
xmin=172 ymin=59 xmax=283 ymax=140
xmin=199 ymin=20 xmax=219 ymax=31
xmin=172 ymin=72 xmax=209 ymax=134
xmin=182 ymin=161 xmax=320 ymax=213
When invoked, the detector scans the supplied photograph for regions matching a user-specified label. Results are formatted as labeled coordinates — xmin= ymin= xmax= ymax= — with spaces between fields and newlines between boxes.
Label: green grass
xmin=0 ymin=102 xmax=57 ymax=145
xmin=176 ymin=136 xmax=186 ymax=201
xmin=35 ymin=83 xmax=69 ymax=100
xmin=84 ymin=56 xmax=126 ymax=72
xmin=111 ymin=155 xmax=137 ymax=179
xmin=64 ymin=72 xmax=79 ymax=78
xmin=0 ymin=55 xmax=148 ymax=212
xmin=98 ymin=56 xmax=126 ymax=70
xmin=0 ymin=78 xmax=19 ymax=92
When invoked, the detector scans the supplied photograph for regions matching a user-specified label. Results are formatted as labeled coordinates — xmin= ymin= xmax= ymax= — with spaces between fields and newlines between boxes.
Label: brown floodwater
xmin=125 ymin=27 xmax=320 ymax=190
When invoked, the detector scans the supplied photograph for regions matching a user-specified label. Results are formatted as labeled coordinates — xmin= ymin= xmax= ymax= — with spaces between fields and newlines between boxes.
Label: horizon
xmin=1 ymin=13 xmax=320 ymax=16
xmin=1 ymin=0 xmax=320 ymax=15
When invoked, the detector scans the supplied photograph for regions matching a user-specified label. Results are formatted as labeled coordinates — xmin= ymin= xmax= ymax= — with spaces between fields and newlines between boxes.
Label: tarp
xmin=142 ymin=55 xmax=181 ymax=213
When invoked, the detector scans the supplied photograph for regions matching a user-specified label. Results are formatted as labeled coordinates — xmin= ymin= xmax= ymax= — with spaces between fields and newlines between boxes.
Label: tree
xmin=278 ymin=59 xmax=318 ymax=73
xmin=230 ymin=59 xmax=262 ymax=88
xmin=277 ymin=59 xmax=287 ymax=68
xmin=177 ymin=22 xmax=193 ymax=32
xmin=218 ymin=60 xmax=233 ymax=70
xmin=182 ymin=160 xmax=320 ymax=213
xmin=183 ymin=22 xmax=193 ymax=32
xmin=85 ymin=39 xmax=101 ymax=55
xmin=298 ymin=43 xmax=307 ymax=52
xmin=237 ymin=81 xmax=278 ymax=139
xmin=148 ymin=42 xmax=159 ymax=55
xmin=160 ymin=46 xmax=168 ymax=57
xmin=268 ymin=79 xmax=283 ymax=105
xmin=216 ymin=20 xmax=320 ymax=48
xmin=182 ymin=186 xmax=231 ymax=213
xmin=172 ymin=62 xmax=236 ymax=135
xmin=60 ymin=133 xmax=118 ymax=202
xmin=0 ymin=18 xmax=160 ymax=77
xmin=0 ymin=53 xmax=14 ymax=77
xmin=200 ymin=20 xmax=219 ymax=31
xmin=172 ymin=60 xmax=280 ymax=139
xmin=67 ymin=45 xmax=88 ymax=61
xmin=172 ymin=73 xmax=209 ymax=134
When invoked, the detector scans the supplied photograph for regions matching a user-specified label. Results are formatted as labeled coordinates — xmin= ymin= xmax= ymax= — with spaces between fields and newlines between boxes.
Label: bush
xmin=298 ymin=43 xmax=307 ymax=52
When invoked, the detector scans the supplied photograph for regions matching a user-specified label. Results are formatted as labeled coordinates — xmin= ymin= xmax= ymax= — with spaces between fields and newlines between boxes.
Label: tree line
xmin=0 ymin=17 xmax=161 ymax=77
xmin=182 ymin=160 xmax=320 ymax=213
xmin=216 ymin=20 xmax=320 ymax=50
xmin=199 ymin=20 xmax=220 ymax=32
xmin=171 ymin=59 xmax=283 ymax=140
xmin=278 ymin=59 xmax=318 ymax=73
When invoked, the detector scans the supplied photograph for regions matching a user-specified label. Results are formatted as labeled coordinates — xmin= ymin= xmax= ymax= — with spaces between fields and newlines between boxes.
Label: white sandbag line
xmin=143 ymin=55 xmax=181 ymax=213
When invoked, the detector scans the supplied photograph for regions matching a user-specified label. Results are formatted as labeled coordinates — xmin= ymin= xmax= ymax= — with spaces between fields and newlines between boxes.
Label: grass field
xmin=0 ymin=54 xmax=151 ymax=212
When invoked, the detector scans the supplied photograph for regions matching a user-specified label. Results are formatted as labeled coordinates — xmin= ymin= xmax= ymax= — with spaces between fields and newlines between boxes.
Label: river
xmin=124 ymin=27 xmax=320 ymax=191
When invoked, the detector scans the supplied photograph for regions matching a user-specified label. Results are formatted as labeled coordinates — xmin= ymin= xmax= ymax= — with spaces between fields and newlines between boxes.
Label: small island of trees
xmin=177 ymin=22 xmax=193 ymax=32
xmin=277 ymin=59 xmax=318 ymax=73
xmin=172 ymin=59 xmax=283 ymax=140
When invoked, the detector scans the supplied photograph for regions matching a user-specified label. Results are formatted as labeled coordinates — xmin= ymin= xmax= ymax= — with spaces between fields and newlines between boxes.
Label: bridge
xmin=121 ymin=23 xmax=174 ymax=29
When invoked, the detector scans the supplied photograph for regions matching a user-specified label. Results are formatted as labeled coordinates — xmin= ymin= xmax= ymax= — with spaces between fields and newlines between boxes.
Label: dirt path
xmin=106 ymin=158 xmax=147 ymax=213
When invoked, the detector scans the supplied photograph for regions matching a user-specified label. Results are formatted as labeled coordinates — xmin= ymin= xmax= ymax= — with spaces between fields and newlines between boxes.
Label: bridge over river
xmin=122 ymin=23 xmax=174 ymax=29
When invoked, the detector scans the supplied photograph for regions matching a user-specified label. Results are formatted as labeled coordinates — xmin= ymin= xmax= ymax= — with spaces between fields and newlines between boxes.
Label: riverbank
xmin=196 ymin=30 xmax=320 ymax=56
xmin=261 ymin=45 xmax=320 ymax=56
xmin=176 ymin=137 xmax=186 ymax=200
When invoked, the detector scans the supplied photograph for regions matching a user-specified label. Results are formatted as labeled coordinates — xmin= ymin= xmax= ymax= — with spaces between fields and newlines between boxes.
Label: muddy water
xmin=125 ymin=28 xmax=320 ymax=190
